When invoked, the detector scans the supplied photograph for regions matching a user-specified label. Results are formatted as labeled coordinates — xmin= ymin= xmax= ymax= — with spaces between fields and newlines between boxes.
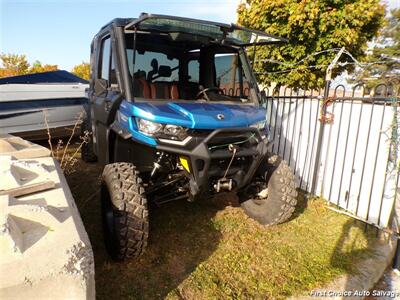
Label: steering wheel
xmin=196 ymin=87 xmax=225 ymax=101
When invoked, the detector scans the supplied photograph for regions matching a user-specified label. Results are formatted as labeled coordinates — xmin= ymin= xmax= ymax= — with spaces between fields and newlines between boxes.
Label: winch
xmin=213 ymin=144 xmax=238 ymax=192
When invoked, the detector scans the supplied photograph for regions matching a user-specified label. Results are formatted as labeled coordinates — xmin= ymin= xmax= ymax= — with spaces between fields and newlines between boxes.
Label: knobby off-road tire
xmin=241 ymin=155 xmax=298 ymax=226
xmin=80 ymin=117 xmax=97 ymax=162
xmin=101 ymin=163 xmax=149 ymax=261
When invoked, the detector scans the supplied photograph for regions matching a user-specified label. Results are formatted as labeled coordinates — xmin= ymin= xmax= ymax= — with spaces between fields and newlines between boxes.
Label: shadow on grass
xmin=289 ymin=189 xmax=309 ymax=222
xmin=330 ymin=218 xmax=377 ymax=290
xmin=66 ymin=160 xmax=225 ymax=300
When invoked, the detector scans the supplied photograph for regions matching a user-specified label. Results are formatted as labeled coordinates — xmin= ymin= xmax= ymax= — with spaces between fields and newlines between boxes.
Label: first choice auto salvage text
xmin=311 ymin=290 xmax=399 ymax=297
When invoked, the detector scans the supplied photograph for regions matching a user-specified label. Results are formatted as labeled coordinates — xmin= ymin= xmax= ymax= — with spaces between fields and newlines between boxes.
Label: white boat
xmin=0 ymin=71 xmax=89 ymax=139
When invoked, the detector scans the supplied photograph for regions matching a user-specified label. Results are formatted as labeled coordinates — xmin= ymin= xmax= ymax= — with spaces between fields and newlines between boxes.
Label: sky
xmin=0 ymin=0 xmax=239 ymax=70
xmin=0 ymin=0 xmax=399 ymax=71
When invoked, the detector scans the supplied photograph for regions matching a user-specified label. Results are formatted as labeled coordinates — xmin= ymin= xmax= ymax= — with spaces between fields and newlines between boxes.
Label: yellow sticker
xmin=179 ymin=157 xmax=190 ymax=173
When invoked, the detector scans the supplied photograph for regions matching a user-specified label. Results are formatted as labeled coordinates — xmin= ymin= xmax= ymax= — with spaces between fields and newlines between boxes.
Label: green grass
xmin=65 ymin=154 xmax=378 ymax=300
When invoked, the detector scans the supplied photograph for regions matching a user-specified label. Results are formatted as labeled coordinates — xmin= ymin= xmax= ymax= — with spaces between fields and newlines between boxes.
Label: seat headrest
xmin=134 ymin=70 xmax=146 ymax=79
xmin=158 ymin=65 xmax=172 ymax=78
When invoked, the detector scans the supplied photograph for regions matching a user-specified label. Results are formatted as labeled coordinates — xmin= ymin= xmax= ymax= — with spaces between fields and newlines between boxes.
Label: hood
xmin=122 ymin=101 xmax=266 ymax=129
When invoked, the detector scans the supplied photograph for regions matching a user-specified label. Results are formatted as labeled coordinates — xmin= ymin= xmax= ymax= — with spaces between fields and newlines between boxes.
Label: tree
xmin=237 ymin=0 xmax=386 ymax=89
xmin=71 ymin=62 xmax=90 ymax=80
xmin=351 ymin=8 xmax=400 ymax=87
xmin=0 ymin=54 xmax=58 ymax=78
xmin=0 ymin=54 xmax=30 ymax=77
xmin=29 ymin=60 xmax=58 ymax=73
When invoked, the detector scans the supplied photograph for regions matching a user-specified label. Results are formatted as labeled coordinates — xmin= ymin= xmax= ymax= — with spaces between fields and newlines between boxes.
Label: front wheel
xmin=240 ymin=155 xmax=298 ymax=226
xmin=101 ymin=162 xmax=149 ymax=261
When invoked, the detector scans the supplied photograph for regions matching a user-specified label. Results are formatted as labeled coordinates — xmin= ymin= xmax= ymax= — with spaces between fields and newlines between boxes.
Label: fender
xmin=110 ymin=120 xmax=132 ymax=139
xmin=107 ymin=120 xmax=133 ymax=163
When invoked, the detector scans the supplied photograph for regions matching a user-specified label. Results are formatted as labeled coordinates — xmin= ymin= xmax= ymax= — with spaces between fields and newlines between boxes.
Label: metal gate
xmin=262 ymin=83 xmax=400 ymax=230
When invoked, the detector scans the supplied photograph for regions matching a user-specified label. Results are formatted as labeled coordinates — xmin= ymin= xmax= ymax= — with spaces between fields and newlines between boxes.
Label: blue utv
xmin=83 ymin=13 xmax=298 ymax=261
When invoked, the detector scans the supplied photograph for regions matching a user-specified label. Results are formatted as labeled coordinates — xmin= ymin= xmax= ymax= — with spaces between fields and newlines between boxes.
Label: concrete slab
xmin=0 ymin=155 xmax=95 ymax=299
xmin=0 ymin=155 xmax=53 ymax=192
xmin=0 ymin=134 xmax=51 ymax=159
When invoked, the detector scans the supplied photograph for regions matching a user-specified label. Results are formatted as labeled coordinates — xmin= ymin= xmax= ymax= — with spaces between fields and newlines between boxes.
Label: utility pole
xmin=311 ymin=47 xmax=346 ymax=195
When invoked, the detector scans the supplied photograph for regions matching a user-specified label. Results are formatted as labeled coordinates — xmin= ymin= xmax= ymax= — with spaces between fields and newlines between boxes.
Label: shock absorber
xmin=151 ymin=152 xmax=165 ymax=178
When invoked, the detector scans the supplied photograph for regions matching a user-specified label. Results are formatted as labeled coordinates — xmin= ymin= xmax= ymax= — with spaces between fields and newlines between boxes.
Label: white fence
xmin=264 ymin=85 xmax=399 ymax=229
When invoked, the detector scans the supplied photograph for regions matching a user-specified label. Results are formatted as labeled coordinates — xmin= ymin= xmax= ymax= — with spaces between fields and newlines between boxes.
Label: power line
xmin=255 ymin=65 xmax=327 ymax=74
xmin=254 ymin=48 xmax=342 ymax=67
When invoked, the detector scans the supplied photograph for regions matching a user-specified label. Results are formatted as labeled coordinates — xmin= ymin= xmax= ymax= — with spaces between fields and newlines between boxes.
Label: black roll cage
xmin=125 ymin=13 xmax=287 ymax=47
xmin=94 ymin=13 xmax=287 ymax=102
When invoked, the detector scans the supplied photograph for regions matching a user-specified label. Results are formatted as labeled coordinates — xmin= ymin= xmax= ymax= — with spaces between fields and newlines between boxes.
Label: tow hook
xmin=214 ymin=144 xmax=238 ymax=192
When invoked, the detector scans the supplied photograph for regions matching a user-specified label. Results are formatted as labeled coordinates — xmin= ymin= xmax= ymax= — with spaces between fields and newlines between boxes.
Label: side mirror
xmin=94 ymin=78 xmax=108 ymax=97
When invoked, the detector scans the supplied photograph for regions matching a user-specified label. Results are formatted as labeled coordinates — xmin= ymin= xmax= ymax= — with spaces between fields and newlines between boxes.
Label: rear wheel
xmin=81 ymin=114 xmax=97 ymax=162
xmin=101 ymin=162 xmax=149 ymax=261
xmin=240 ymin=155 xmax=298 ymax=225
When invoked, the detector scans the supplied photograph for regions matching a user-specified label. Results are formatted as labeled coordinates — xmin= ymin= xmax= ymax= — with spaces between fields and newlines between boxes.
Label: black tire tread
xmin=81 ymin=117 xmax=97 ymax=162
xmin=101 ymin=162 xmax=149 ymax=260
xmin=241 ymin=155 xmax=298 ymax=226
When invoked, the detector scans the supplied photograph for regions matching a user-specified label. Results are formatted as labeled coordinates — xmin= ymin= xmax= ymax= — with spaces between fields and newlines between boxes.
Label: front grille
xmin=208 ymin=132 xmax=257 ymax=150
xmin=189 ymin=129 xmax=258 ymax=151
xmin=209 ymin=156 xmax=251 ymax=177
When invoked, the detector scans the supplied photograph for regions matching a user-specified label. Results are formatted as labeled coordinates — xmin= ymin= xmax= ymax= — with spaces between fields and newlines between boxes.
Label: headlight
xmin=251 ymin=120 xmax=268 ymax=139
xmin=164 ymin=124 xmax=183 ymax=136
xmin=137 ymin=119 xmax=188 ymax=140
xmin=165 ymin=125 xmax=188 ymax=140
xmin=137 ymin=119 xmax=163 ymax=135
xmin=251 ymin=120 xmax=267 ymax=130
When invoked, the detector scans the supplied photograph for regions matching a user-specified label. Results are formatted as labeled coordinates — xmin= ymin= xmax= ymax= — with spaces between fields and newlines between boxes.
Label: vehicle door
xmin=91 ymin=34 xmax=121 ymax=163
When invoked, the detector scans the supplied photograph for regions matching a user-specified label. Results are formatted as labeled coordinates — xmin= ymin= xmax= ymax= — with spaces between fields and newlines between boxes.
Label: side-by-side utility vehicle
xmin=84 ymin=13 xmax=298 ymax=261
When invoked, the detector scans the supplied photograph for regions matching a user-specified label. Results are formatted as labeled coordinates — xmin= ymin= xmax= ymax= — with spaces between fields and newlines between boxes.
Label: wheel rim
xmin=251 ymin=186 xmax=269 ymax=205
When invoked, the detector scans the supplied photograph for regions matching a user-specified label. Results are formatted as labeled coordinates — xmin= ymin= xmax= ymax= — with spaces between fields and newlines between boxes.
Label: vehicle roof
xmin=97 ymin=13 xmax=287 ymax=46
xmin=100 ymin=18 xmax=135 ymax=31
xmin=100 ymin=13 xmax=233 ymax=30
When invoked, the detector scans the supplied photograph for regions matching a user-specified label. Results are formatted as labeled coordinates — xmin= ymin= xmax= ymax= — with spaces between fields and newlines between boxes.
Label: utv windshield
xmin=125 ymin=32 xmax=256 ymax=103
xmin=126 ymin=14 xmax=286 ymax=46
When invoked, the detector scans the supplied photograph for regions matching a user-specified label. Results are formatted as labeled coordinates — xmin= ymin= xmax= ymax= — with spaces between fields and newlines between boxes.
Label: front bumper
xmin=156 ymin=127 xmax=268 ymax=197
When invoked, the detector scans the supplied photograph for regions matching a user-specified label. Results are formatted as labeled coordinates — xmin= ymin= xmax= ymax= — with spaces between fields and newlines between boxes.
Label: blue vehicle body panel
xmin=118 ymin=100 xmax=266 ymax=146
